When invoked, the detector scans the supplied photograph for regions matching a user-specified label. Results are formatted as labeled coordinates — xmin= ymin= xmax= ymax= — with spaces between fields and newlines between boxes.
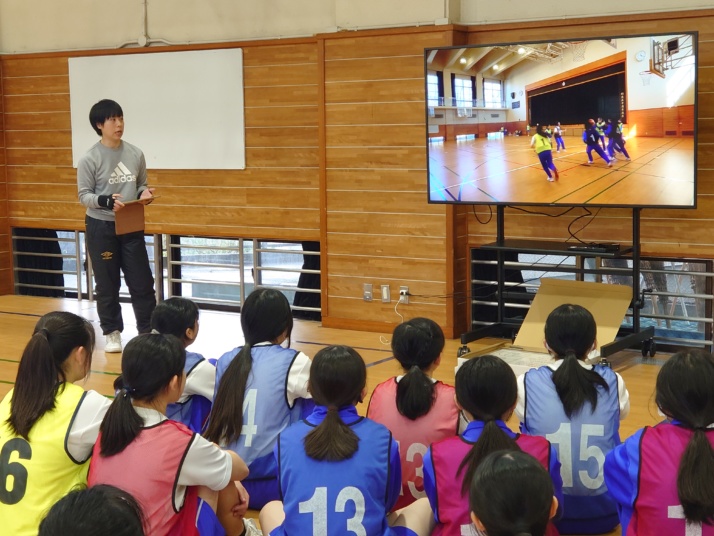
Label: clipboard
xmin=115 ymin=196 xmax=159 ymax=235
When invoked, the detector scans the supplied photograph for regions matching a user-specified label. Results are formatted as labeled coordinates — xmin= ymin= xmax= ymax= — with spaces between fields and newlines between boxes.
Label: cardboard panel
xmin=514 ymin=279 xmax=632 ymax=352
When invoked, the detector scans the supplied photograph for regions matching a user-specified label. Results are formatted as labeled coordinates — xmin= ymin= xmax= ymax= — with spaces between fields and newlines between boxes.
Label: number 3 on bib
xmin=241 ymin=389 xmax=258 ymax=447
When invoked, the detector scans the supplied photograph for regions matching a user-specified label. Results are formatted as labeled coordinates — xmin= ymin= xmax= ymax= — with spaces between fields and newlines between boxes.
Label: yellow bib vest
xmin=0 ymin=383 xmax=89 ymax=536
xmin=533 ymin=134 xmax=552 ymax=154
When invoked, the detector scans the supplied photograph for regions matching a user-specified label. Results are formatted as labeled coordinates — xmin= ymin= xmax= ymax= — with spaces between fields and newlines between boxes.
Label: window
xmin=427 ymin=72 xmax=440 ymax=106
xmin=454 ymin=76 xmax=473 ymax=107
xmin=483 ymin=79 xmax=503 ymax=108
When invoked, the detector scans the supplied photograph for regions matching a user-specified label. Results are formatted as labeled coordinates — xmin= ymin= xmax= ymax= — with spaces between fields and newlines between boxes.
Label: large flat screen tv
xmin=425 ymin=33 xmax=697 ymax=208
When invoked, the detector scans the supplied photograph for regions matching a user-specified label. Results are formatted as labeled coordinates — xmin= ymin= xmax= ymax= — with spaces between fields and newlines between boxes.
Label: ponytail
xmin=455 ymin=355 xmax=521 ymax=495
xmin=396 ymin=365 xmax=435 ymax=420
xmin=99 ymin=334 xmax=185 ymax=457
xmin=544 ymin=304 xmax=607 ymax=418
xmin=99 ymin=383 xmax=144 ymax=457
xmin=303 ymin=345 xmax=366 ymax=462
xmin=204 ymin=287 xmax=294 ymax=445
xmin=656 ymin=348 xmax=714 ymax=525
xmin=8 ymin=311 xmax=94 ymax=439
xmin=304 ymin=406 xmax=360 ymax=461
xmin=204 ymin=344 xmax=253 ymax=444
xmin=677 ymin=429 xmax=714 ymax=524
xmin=391 ymin=317 xmax=445 ymax=421
xmin=551 ymin=350 xmax=609 ymax=419
xmin=457 ymin=418 xmax=520 ymax=495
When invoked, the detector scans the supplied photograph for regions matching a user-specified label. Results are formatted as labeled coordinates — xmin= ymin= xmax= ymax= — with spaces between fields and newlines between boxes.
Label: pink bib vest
xmin=368 ymin=378 xmax=459 ymax=510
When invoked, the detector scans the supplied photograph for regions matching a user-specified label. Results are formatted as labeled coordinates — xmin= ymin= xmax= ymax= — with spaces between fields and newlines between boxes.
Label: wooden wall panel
xmin=0 ymin=57 xmax=10 ymax=295
xmin=321 ymin=28 xmax=461 ymax=335
xmin=326 ymin=101 xmax=424 ymax=125
xmin=2 ymin=40 xmax=322 ymax=242
xmin=326 ymin=169 xmax=426 ymax=191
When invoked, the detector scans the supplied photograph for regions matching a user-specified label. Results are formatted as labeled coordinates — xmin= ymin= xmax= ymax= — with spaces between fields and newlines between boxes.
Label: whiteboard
xmin=69 ymin=49 xmax=245 ymax=170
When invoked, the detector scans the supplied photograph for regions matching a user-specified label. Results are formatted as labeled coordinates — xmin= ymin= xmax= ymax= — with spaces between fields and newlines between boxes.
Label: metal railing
xmin=165 ymin=236 xmax=321 ymax=316
xmin=428 ymin=97 xmax=507 ymax=109
xmin=11 ymin=230 xmax=322 ymax=318
xmin=471 ymin=250 xmax=713 ymax=349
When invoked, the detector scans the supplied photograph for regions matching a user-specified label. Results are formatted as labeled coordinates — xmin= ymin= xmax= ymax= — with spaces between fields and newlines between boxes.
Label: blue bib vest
xmin=522 ymin=364 xmax=620 ymax=534
xmin=166 ymin=351 xmax=212 ymax=433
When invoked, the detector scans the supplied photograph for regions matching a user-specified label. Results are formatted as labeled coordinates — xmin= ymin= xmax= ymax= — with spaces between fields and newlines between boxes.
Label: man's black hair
xmin=89 ymin=99 xmax=123 ymax=136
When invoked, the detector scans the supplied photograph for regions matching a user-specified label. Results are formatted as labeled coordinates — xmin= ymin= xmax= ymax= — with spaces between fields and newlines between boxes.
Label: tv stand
xmin=459 ymin=206 xmax=655 ymax=360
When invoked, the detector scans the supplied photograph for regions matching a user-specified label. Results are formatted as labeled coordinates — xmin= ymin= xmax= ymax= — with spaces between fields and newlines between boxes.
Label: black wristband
xmin=98 ymin=195 xmax=115 ymax=209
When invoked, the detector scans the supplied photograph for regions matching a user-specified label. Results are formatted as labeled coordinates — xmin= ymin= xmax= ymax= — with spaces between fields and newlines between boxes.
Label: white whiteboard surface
xmin=69 ymin=49 xmax=245 ymax=170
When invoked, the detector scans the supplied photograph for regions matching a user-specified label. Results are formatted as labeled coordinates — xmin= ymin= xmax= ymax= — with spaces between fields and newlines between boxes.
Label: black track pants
xmin=86 ymin=216 xmax=156 ymax=334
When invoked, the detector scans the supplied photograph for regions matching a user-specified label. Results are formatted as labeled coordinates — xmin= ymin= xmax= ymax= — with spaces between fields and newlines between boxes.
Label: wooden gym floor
xmin=0 ymin=295 xmax=666 ymax=536
xmin=429 ymin=135 xmax=694 ymax=207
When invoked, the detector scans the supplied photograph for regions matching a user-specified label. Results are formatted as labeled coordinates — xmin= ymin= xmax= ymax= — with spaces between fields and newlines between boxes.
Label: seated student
xmin=516 ymin=303 xmax=629 ymax=534
xmin=205 ymin=288 xmax=313 ymax=510
xmin=0 ymin=311 xmax=110 ymax=536
xmin=260 ymin=345 xmax=433 ymax=536
xmin=151 ymin=297 xmax=215 ymax=432
xmin=39 ymin=484 xmax=146 ymax=536
xmin=367 ymin=317 xmax=459 ymax=510
xmin=469 ymin=450 xmax=559 ymax=536
xmin=423 ymin=355 xmax=563 ymax=536
xmin=88 ymin=333 xmax=256 ymax=536
xmin=605 ymin=349 xmax=714 ymax=535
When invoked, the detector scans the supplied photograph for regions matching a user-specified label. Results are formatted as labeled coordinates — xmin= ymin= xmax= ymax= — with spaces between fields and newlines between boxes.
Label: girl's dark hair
xmin=7 ymin=311 xmax=95 ymax=439
xmin=303 ymin=345 xmax=366 ymax=461
xmin=470 ymin=450 xmax=554 ymax=536
xmin=99 ymin=334 xmax=185 ymax=457
xmin=392 ymin=317 xmax=445 ymax=420
xmin=456 ymin=355 xmax=521 ymax=495
xmin=545 ymin=304 xmax=609 ymax=419
xmin=39 ymin=484 xmax=146 ymax=536
xmin=89 ymin=99 xmax=123 ymax=136
xmin=204 ymin=288 xmax=293 ymax=445
xmin=655 ymin=349 xmax=714 ymax=524
xmin=536 ymin=123 xmax=548 ymax=137
xmin=150 ymin=297 xmax=199 ymax=341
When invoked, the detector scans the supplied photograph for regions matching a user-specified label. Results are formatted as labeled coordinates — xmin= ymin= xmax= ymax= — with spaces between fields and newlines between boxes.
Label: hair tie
xmin=121 ymin=386 xmax=137 ymax=398
xmin=150 ymin=328 xmax=160 ymax=335
xmin=37 ymin=327 xmax=51 ymax=340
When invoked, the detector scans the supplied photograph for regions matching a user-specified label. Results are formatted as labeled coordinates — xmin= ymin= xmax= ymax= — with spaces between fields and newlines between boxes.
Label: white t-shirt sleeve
xmin=286 ymin=351 xmax=312 ymax=406
xmin=179 ymin=359 xmax=216 ymax=403
xmin=616 ymin=371 xmax=630 ymax=420
xmin=515 ymin=373 xmax=526 ymax=423
xmin=66 ymin=390 xmax=112 ymax=462
xmin=179 ymin=434 xmax=234 ymax=491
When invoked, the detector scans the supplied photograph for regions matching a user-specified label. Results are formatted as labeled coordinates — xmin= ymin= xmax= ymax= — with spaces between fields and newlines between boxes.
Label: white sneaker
xmin=607 ymin=161 xmax=613 ymax=167
xmin=243 ymin=518 xmax=263 ymax=536
xmin=586 ymin=161 xmax=593 ymax=165
xmin=105 ymin=330 xmax=122 ymax=353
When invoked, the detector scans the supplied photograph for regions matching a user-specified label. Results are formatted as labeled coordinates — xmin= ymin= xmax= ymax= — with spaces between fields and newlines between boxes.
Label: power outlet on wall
xmin=381 ymin=284 xmax=391 ymax=303
xmin=399 ymin=286 xmax=409 ymax=304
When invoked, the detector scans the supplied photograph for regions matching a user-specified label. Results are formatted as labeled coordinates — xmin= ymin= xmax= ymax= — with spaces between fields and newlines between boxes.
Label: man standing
xmin=77 ymin=99 xmax=156 ymax=352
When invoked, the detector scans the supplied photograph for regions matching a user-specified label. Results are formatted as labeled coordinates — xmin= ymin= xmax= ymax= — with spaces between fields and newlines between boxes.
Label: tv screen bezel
xmin=424 ymin=31 xmax=699 ymax=210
